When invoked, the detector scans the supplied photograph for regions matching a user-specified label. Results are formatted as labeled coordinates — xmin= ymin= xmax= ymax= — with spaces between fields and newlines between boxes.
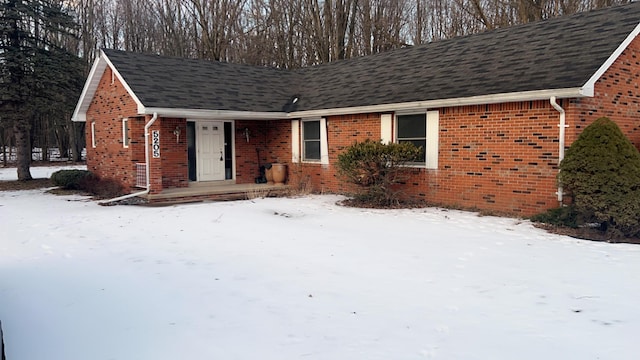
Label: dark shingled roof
xmin=104 ymin=2 xmax=640 ymax=113
xmin=103 ymin=49 xmax=298 ymax=112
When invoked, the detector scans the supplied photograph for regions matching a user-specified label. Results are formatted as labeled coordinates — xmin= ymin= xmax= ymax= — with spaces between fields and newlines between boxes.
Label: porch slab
xmin=142 ymin=183 xmax=290 ymax=204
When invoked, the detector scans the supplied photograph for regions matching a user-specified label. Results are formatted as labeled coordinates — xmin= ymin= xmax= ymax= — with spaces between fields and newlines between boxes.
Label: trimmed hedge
xmin=51 ymin=169 xmax=93 ymax=190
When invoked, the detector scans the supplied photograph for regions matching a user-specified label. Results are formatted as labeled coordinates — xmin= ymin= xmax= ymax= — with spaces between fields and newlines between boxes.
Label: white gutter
xmin=142 ymin=107 xmax=288 ymax=120
xmin=290 ymin=88 xmax=587 ymax=118
xmin=137 ymin=88 xmax=587 ymax=121
xmin=100 ymin=112 xmax=158 ymax=205
xmin=550 ymin=96 xmax=566 ymax=204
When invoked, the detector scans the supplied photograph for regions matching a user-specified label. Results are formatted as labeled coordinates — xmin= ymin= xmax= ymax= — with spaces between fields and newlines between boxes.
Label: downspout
xmin=550 ymin=97 xmax=566 ymax=204
xmin=100 ymin=112 xmax=159 ymax=204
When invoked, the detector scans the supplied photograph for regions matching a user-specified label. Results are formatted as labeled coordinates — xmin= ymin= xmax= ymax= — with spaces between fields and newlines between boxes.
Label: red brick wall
xmin=235 ymin=120 xmax=268 ymax=183
xmin=289 ymin=107 xmax=561 ymax=215
xmin=233 ymin=119 xmax=298 ymax=183
xmin=157 ymin=118 xmax=189 ymax=191
xmin=84 ymin=67 xmax=190 ymax=193
xmin=85 ymin=67 xmax=140 ymax=189
xmin=568 ymin=35 xmax=640 ymax=148
xmin=416 ymin=102 xmax=561 ymax=215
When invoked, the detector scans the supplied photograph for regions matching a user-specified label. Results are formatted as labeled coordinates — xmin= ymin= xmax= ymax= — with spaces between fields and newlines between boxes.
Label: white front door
xmin=197 ymin=121 xmax=225 ymax=181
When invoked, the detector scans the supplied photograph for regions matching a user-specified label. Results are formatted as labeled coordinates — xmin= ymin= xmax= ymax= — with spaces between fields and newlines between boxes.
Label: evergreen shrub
xmin=51 ymin=169 xmax=92 ymax=190
xmin=336 ymin=139 xmax=422 ymax=206
xmin=530 ymin=206 xmax=578 ymax=228
xmin=558 ymin=117 xmax=640 ymax=238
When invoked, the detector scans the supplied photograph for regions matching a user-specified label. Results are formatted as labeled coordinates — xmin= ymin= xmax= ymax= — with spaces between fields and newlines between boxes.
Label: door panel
xmin=197 ymin=121 xmax=225 ymax=181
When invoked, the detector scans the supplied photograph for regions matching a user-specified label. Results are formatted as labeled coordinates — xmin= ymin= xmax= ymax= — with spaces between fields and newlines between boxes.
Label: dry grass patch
xmin=0 ymin=178 xmax=53 ymax=191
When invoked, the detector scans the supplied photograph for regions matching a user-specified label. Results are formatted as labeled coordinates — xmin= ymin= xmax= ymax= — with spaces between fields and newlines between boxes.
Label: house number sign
xmin=152 ymin=130 xmax=160 ymax=158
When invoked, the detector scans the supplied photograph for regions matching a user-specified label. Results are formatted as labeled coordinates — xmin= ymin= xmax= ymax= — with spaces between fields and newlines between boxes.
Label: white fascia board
xmin=583 ymin=23 xmax=640 ymax=94
xmin=71 ymin=53 xmax=107 ymax=122
xmin=289 ymin=88 xmax=586 ymax=118
xmin=141 ymin=107 xmax=288 ymax=120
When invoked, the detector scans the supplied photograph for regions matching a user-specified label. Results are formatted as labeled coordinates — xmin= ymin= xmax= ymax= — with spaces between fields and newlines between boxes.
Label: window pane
xmin=303 ymin=120 xmax=320 ymax=140
xmin=304 ymin=140 xmax=321 ymax=160
xmin=123 ymin=119 xmax=129 ymax=146
xmin=399 ymin=139 xmax=426 ymax=162
xmin=397 ymin=114 xmax=426 ymax=138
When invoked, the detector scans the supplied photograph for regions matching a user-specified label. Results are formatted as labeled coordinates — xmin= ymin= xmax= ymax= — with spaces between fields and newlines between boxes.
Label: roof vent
xmin=282 ymin=95 xmax=300 ymax=113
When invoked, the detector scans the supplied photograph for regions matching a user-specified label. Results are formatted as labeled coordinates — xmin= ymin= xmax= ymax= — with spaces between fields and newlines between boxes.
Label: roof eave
xmin=290 ymin=88 xmax=588 ymax=118
xmin=71 ymin=52 xmax=107 ymax=122
xmin=78 ymin=86 xmax=590 ymax=122
xmin=141 ymin=107 xmax=288 ymax=120
xmin=145 ymin=88 xmax=588 ymax=119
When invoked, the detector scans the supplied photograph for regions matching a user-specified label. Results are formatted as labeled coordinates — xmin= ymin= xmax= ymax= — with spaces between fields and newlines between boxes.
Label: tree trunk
xmin=70 ymin=122 xmax=85 ymax=162
xmin=14 ymin=120 xmax=33 ymax=180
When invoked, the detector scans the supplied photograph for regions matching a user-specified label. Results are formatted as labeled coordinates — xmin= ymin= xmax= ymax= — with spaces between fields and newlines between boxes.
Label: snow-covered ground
xmin=0 ymin=164 xmax=87 ymax=181
xmin=1 ymin=166 xmax=639 ymax=360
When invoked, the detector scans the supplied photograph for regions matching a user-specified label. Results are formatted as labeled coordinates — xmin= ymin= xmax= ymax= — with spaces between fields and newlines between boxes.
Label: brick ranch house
xmin=72 ymin=3 xmax=640 ymax=215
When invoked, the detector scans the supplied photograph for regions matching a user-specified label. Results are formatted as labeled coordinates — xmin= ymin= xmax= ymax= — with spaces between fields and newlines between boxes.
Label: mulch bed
xmin=533 ymin=223 xmax=640 ymax=245
xmin=338 ymin=198 xmax=428 ymax=209
xmin=340 ymin=197 xmax=640 ymax=245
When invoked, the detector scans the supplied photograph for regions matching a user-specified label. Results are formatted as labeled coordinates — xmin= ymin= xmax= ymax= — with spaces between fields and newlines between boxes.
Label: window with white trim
xmin=393 ymin=110 xmax=439 ymax=169
xmin=122 ymin=118 xmax=129 ymax=148
xmin=91 ymin=121 xmax=96 ymax=148
xmin=303 ymin=120 xmax=321 ymax=161
xmin=396 ymin=113 xmax=426 ymax=163
xmin=295 ymin=118 xmax=328 ymax=165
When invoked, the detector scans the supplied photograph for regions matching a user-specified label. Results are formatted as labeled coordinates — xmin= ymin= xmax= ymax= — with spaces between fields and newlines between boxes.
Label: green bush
xmin=336 ymin=139 xmax=422 ymax=206
xmin=558 ymin=117 xmax=640 ymax=238
xmin=51 ymin=169 xmax=93 ymax=190
xmin=530 ymin=206 xmax=578 ymax=228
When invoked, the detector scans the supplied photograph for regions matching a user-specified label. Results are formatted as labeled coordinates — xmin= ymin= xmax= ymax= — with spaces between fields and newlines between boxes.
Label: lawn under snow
xmin=1 ymin=166 xmax=639 ymax=360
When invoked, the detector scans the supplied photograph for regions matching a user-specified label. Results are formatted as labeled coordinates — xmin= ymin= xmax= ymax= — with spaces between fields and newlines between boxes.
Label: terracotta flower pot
xmin=271 ymin=163 xmax=287 ymax=185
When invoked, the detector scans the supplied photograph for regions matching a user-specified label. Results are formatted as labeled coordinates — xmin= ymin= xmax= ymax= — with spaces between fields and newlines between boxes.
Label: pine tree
xmin=0 ymin=0 xmax=83 ymax=180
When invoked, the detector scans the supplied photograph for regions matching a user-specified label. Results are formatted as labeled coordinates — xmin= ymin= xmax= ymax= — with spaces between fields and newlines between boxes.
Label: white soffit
xmin=71 ymin=54 xmax=106 ymax=122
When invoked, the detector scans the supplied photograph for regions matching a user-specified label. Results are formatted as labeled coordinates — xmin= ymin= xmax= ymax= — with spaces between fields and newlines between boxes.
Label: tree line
xmin=74 ymin=0 xmax=630 ymax=68
xmin=0 ymin=0 xmax=631 ymax=179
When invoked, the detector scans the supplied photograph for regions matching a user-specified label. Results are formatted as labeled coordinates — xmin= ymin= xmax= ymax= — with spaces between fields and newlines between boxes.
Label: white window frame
xmin=91 ymin=121 xmax=96 ymax=148
xmin=381 ymin=114 xmax=393 ymax=144
xmin=301 ymin=118 xmax=328 ymax=165
xmin=292 ymin=120 xmax=300 ymax=163
xmin=122 ymin=118 xmax=129 ymax=148
xmin=392 ymin=110 xmax=439 ymax=169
